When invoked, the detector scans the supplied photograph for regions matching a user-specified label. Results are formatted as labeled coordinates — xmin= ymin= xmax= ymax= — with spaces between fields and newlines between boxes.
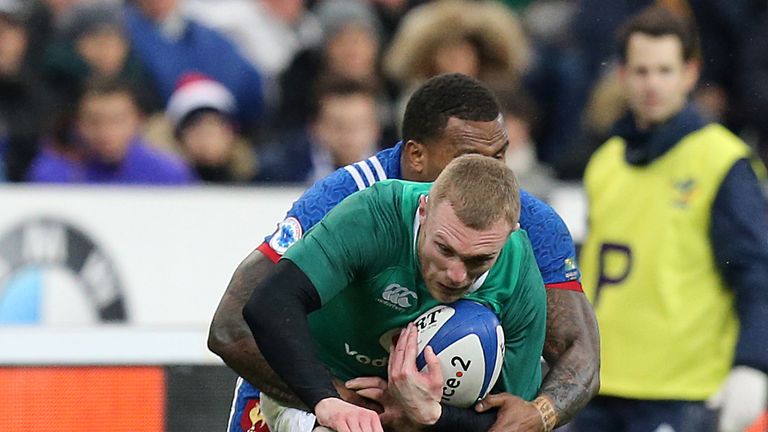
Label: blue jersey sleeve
xmin=518 ymin=189 xmax=582 ymax=288
xmin=263 ymin=164 xmax=376 ymax=256
xmin=263 ymin=148 xmax=400 ymax=257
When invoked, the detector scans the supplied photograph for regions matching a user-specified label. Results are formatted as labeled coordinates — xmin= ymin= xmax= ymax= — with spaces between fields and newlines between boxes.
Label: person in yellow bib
xmin=573 ymin=6 xmax=768 ymax=432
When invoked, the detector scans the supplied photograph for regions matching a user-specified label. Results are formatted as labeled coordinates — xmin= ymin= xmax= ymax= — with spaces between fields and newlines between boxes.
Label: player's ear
xmin=404 ymin=140 xmax=426 ymax=174
xmin=418 ymin=195 xmax=428 ymax=220
xmin=511 ymin=222 xmax=520 ymax=233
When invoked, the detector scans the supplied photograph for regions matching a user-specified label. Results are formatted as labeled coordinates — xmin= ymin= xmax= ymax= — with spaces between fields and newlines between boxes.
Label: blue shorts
xmin=227 ymin=378 xmax=271 ymax=432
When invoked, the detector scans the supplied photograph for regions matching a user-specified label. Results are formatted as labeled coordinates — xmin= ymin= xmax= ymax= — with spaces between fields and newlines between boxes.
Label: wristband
xmin=532 ymin=396 xmax=558 ymax=432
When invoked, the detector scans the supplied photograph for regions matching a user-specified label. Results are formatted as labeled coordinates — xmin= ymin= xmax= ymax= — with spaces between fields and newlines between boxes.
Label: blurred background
xmin=0 ymin=0 xmax=766 ymax=430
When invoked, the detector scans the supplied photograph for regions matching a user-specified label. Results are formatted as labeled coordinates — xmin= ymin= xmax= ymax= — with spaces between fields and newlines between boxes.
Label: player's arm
xmin=241 ymin=259 xmax=338 ymax=405
xmin=210 ymin=247 xmax=369 ymax=409
xmin=519 ymin=191 xmax=600 ymax=426
xmin=208 ymin=168 xmax=365 ymax=408
xmin=243 ymin=259 xmax=382 ymax=431
xmin=207 ymin=245 xmax=307 ymax=407
xmin=537 ymin=288 xmax=600 ymax=426
xmin=244 ymin=185 xmax=399 ymax=431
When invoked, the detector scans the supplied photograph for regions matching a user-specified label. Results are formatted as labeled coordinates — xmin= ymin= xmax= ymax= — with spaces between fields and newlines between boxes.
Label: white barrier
xmin=0 ymin=185 xmax=303 ymax=327
xmin=0 ymin=185 xmax=306 ymax=363
xmin=0 ymin=183 xmax=590 ymax=364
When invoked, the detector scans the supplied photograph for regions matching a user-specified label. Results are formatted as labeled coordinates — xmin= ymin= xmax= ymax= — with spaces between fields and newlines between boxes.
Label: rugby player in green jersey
xmin=244 ymin=155 xmax=548 ymax=431
xmin=213 ymin=74 xmax=599 ymax=432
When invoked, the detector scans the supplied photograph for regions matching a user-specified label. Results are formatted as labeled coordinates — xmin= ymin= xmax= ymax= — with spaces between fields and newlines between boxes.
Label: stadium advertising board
xmin=0 ymin=185 xmax=301 ymax=363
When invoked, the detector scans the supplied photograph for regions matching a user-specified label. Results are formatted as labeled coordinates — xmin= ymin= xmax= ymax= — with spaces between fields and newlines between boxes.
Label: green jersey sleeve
xmin=495 ymin=232 xmax=548 ymax=400
xmin=283 ymin=181 xmax=406 ymax=305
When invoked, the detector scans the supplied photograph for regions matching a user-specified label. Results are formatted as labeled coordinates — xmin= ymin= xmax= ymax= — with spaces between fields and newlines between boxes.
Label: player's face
xmin=421 ymin=116 xmax=509 ymax=182
xmin=620 ymin=33 xmax=698 ymax=129
xmin=417 ymin=197 xmax=512 ymax=303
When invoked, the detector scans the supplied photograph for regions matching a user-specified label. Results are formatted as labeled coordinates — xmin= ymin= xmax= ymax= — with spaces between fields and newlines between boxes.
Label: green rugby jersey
xmin=283 ymin=180 xmax=546 ymax=400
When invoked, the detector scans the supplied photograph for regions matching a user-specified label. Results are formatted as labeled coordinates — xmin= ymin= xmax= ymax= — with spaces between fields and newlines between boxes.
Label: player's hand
xmin=335 ymin=378 xmax=384 ymax=413
xmin=475 ymin=393 xmax=546 ymax=432
xmin=706 ymin=366 xmax=768 ymax=432
xmin=387 ymin=323 xmax=443 ymax=425
xmin=346 ymin=376 xmax=420 ymax=432
xmin=315 ymin=397 xmax=384 ymax=432
xmin=346 ymin=376 xmax=420 ymax=431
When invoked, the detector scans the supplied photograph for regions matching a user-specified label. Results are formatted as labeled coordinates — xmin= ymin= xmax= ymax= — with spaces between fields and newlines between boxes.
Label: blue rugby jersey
xmin=231 ymin=142 xmax=582 ymax=431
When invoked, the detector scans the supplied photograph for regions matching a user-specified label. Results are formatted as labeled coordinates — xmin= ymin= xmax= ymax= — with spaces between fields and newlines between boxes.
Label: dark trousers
xmin=566 ymin=395 xmax=718 ymax=432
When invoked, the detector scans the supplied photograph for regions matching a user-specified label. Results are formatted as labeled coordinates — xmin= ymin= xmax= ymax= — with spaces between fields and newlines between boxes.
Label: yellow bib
xmin=581 ymin=124 xmax=750 ymax=400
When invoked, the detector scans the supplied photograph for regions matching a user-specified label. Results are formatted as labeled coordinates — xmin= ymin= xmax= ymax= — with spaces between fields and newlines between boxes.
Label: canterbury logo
xmin=380 ymin=284 xmax=417 ymax=308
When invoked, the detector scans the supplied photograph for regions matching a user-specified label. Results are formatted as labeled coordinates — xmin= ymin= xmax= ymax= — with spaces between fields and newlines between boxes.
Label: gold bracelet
xmin=532 ymin=396 xmax=558 ymax=432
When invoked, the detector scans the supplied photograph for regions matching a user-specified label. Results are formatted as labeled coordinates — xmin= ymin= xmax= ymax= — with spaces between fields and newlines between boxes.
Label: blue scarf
xmin=611 ymin=103 xmax=708 ymax=165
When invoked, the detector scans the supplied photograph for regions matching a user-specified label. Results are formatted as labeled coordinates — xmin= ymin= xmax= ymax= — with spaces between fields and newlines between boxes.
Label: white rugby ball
xmin=414 ymin=299 xmax=505 ymax=408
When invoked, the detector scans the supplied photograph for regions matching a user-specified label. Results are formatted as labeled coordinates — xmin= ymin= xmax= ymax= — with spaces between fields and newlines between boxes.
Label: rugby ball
xmin=414 ymin=300 xmax=505 ymax=408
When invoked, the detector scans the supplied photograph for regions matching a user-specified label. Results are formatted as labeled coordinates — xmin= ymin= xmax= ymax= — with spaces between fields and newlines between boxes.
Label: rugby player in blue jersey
xmin=210 ymin=73 xmax=599 ymax=432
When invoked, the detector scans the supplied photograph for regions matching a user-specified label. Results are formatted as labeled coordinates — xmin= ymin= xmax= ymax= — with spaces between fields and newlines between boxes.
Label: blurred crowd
xmin=1 ymin=0 xmax=767 ymax=190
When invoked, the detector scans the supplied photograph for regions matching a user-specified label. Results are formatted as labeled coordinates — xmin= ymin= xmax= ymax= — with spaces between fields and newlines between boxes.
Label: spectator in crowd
xmin=123 ymin=0 xmax=264 ymax=131
xmin=383 ymin=0 xmax=529 ymax=120
xmin=0 ymin=1 xmax=53 ymax=182
xmin=28 ymin=76 xmax=195 ymax=185
xmin=490 ymin=83 xmax=558 ymax=202
xmin=42 ymin=2 xmax=160 ymax=115
xmin=166 ymin=74 xmax=257 ymax=184
xmin=276 ymin=0 xmax=387 ymax=134
xmin=575 ymin=6 xmax=768 ymax=432
xmin=256 ymin=76 xmax=380 ymax=183
xmin=184 ymin=0 xmax=322 ymax=93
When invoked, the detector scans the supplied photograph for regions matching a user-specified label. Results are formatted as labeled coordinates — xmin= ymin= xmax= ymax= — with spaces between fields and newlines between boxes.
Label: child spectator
xmin=28 ymin=77 xmax=195 ymax=185
xmin=166 ymin=74 xmax=257 ymax=183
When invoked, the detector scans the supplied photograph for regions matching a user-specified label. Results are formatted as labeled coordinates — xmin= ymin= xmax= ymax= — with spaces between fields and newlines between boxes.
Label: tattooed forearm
xmin=208 ymin=248 xmax=308 ymax=409
xmin=538 ymin=289 xmax=600 ymax=426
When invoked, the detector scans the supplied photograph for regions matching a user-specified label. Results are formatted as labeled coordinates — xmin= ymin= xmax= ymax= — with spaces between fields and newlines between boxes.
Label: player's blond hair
xmin=429 ymin=154 xmax=520 ymax=230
